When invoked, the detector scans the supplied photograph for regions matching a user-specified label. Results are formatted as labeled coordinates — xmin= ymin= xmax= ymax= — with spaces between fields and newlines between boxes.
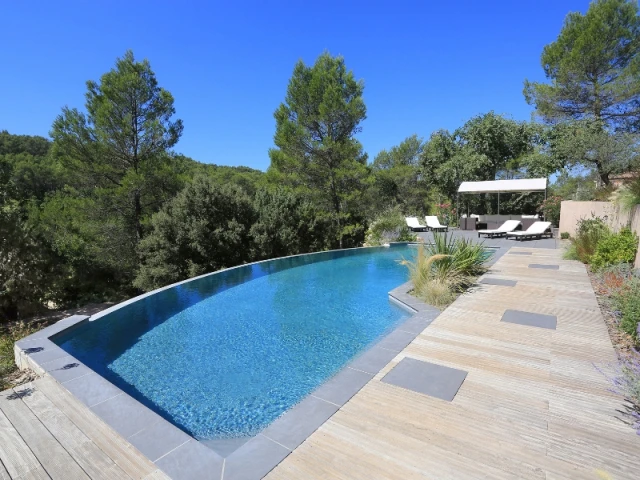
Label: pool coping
xmin=14 ymin=243 xmax=497 ymax=480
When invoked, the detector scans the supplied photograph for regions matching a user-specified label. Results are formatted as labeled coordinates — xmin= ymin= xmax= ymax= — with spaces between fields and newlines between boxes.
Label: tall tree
xmin=370 ymin=135 xmax=429 ymax=214
xmin=524 ymin=0 xmax=640 ymax=134
xmin=134 ymin=175 xmax=255 ymax=291
xmin=268 ymin=52 xmax=368 ymax=248
xmin=51 ymin=50 xmax=184 ymax=243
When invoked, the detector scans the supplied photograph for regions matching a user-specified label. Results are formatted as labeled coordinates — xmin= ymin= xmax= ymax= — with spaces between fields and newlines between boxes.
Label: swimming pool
xmin=53 ymin=245 xmax=415 ymax=443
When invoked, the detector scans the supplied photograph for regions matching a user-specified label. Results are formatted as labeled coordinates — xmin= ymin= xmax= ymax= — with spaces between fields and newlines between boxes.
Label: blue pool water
xmin=54 ymin=246 xmax=415 ymax=441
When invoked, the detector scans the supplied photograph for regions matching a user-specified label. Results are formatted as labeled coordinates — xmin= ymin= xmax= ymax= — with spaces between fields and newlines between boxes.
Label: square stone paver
xmin=529 ymin=264 xmax=559 ymax=270
xmin=381 ymin=358 xmax=467 ymax=401
xmin=501 ymin=309 xmax=557 ymax=330
xmin=480 ymin=278 xmax=517 ymax=287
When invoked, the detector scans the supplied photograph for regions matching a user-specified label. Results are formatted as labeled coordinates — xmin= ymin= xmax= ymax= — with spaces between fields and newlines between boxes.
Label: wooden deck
xmin=1 ymin=247 xmax=638 ymax=479
xmin=267 ymin=248 xmax=640 ymax=480
xmin=0 ymin=376 xmax=168 ymax=480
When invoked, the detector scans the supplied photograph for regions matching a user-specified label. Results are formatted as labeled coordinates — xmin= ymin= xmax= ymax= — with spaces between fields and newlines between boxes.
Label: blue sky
xmin=1 ymin=0 xmax=587 ymax=171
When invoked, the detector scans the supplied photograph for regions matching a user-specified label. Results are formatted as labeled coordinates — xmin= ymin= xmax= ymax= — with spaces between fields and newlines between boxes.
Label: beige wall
xmin=559 ymin=200 xmax=640 ymax=268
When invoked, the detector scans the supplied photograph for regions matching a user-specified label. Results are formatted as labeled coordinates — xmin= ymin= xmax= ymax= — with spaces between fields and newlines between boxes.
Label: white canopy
xmin=458 ymin=178 xmax=547 ymax=194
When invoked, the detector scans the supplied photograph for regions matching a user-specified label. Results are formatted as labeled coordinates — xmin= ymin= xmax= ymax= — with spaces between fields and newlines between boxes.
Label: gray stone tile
xmin=261 ymin=395 xmax=338 ymax=450
xmin=62 ymin=371 xmax=123 ymax=407
xmin=90 ymin=393 xmax=163 ymax=438
xmin=128 ymin=419 xmax=192 ymax=462
xmin=46 ymin=357 xmax=92 ymax=383
xmin=399 ymin=316 xmax=435 ymax=334
xmin=376 ymin=329 xmax=417 ymax=352
xmin=480 ymin=278 xmax=517 ymax=287
xmin=509 ymin=251 xmax=532 ymax=255
xmin=348 ymin=345 xmax=398 ymax=375
xmin=381 ymin=357 xmax=468 ymax=401
xmin=24 ymin=344 xmax=68 ymax=364
xmin=312 ymin=367 xmax=373 ymax=406
xmin=388 ymin=295 xmax=417 ymax=313
xmin=501 ymin=309 xmax=557 ymax=330
xmin=155 ymin=439 xmax=223 ymax=480
xmin=224 ymin=435 xmax=290 ymax=480
xmin=529 ymin=264 xmax=559 ymax=270
xmin=200 ymin=436 xmax=251 ymax=457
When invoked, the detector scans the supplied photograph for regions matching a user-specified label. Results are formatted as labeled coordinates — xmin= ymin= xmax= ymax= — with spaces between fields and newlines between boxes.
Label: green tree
xmin=268 ymin=52 xmax=369 ymax=248
xmin=134 ymin=176 xmax=255 ymax=291
xmin=250 ymin=188 xmax=329 ymax=259
xmin=524 ymin=0 xmax=640 ymax=130
xmin=370 ymin=135 xmax=429 ymax=214
xmin=51 ymin=50 xmax=183 ymax=243
xmin=524 ymin=0 xmax=640 ymax=184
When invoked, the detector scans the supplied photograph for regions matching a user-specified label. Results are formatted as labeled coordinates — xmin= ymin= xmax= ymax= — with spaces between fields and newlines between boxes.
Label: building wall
xmin=559 ymin=200 xmax=640 ymax=268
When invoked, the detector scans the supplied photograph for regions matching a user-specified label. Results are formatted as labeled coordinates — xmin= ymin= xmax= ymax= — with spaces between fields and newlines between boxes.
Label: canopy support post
xmin=497 ymin=192 xmax=500 ymax=214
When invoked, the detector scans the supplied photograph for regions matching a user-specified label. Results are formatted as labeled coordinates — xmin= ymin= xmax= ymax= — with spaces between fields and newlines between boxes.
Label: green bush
xmin=591 ymin=228 xmax=638 ymax=270
xmin=401 ymin=233 xmax=491 ymax=308
xmin=365 ymin=208 xmax=417 ymax=246
xmin=560 ymin=232 xmax=570 ymax=240
xmin=613 ymin=276 xmax=640 ymax=340
xmin=567 ymin=216 xmax=610 ymax=264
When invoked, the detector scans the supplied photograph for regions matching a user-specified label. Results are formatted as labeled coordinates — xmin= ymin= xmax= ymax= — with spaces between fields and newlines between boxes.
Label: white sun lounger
xmin=505 ymin=221 xmax=553 ymax=241
xmin=405 ymin=217 xmax=427 ymax=232
xmin=425 ymin=216 xmax=448 ymax=232
xmin=477 ymin=220 xmax=521 ymax=238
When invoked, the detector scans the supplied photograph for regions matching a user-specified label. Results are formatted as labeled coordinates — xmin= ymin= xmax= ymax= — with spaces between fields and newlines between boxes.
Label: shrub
xmin=1 ymin=321 xmax=40 ymax=389
xmin=613 ymin=275 xmax=640 ymax=340
xmin=560 ymin=232 xmax=570 ymax=240
xmin=401 ymin=234 xmax=491 ymax=308
xmin=365 ymin=208 xmax=417 ymax=246
xmin=598 ymin=354 xmax=640 ymax=435
xmin=591 ymin=228 xmax=638 ymax=271
xmin=539 ymin=195 xmax=562 ymax=226
xmin=568 ymin=216 xmax=610 ymax=264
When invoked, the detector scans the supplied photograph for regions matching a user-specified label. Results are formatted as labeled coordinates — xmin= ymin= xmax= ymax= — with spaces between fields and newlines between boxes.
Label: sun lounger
xmin=425 ymin=216 xmax=448 ymax=232
xmin=477 ymin=220 xmax=521 ymax=238
xmin=405 ymin=217 xmax=427 ymax=232
xmin=505 ymin=221 xmax=553 ymax=241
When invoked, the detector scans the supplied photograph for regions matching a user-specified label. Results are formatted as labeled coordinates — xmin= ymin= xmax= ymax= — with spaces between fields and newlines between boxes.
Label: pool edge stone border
xmin=14 ymin=258 xmax=445 ymax=480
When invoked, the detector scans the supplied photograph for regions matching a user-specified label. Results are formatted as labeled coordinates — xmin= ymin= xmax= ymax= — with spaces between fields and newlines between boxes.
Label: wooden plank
xmin=0 ymin=459 xmax=10 ymax=480
xmin=0 ymin=396 xmax=49 ymax=479
xmin=0 ymin=387 xmax=88 ymax=480
xmin=19 ymin=384 xmax=131 ymax=480
xmin=35 ymin=376 xmax=165 ymax=480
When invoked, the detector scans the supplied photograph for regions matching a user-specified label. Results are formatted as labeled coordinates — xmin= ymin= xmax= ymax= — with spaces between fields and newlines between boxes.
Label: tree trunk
xmin=134 ymin=190 xmax=143 ymax=241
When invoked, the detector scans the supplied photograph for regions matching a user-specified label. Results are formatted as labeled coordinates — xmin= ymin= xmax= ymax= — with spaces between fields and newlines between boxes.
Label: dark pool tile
xmin=381 ymin=357 xmax=468 ymax=401
xmin=348 ymin=345 xmax=398 ymax=375
xmin=529 ymin=264 xmax=560 ymax=270
xmin=90 ymin=393 xmax=163 ymax=439
xmin=312 ymin=367 xmax=373 ymax=406
xmin=376 ymin=329 xmax=417 ymax=352
xmin=155 ymin=440 xmax=223 ymax=480
xmin=261 ymin=395 xmax=338 ymax=450
xmin=224 ymin=435 xmax=290 ymax=480
xmin=480 ymin=278 xmax=517 ymax=287
xmin=46 ymin=357 xmax=92 ymax=383
xmin=501 ymin=309 xmax=557 ymax=330
xmin=128 ymin=419 xmax=192 ymax=462
xmin=62 ymin=371 xmax=123 ymax=407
